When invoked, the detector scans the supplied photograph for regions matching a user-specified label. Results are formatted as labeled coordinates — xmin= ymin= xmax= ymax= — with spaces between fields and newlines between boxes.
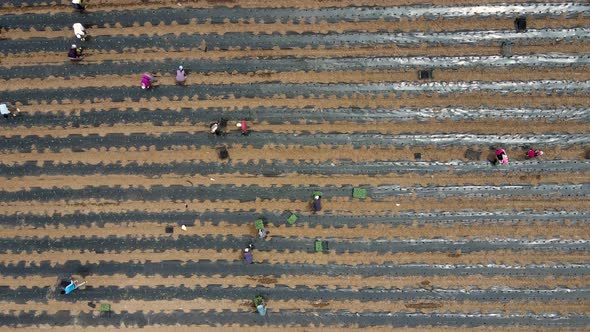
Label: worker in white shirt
xmin=73 ymin=23 xmax=86 ymax=41
xmin=71 ymin=0 xmax=85 ymax=12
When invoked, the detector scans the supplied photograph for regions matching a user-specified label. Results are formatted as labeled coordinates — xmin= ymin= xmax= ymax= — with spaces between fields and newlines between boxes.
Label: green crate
xmin=100 ymin=304 xmax=111 ymax=312
xmin=254 ymin=219 xmax=264 ymax=230
xmin=314 ymin=240 xmax=323 ymax=252
xmin=287 ymin=214 xmax=298 ymax=225
xmin=312 ymin=191 xmax=322 ymax=198
xmin=352 ymin=188 xmax=367 ymax=199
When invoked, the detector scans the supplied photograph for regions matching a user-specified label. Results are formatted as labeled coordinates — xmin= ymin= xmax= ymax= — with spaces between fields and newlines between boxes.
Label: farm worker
xmin=527 ymin=149 xmax=544 ymax=159
xmin=243 ymin=247 xmax=253 ymax=264
xmin=64 ymin=279 xmax=78 ymax=294
xmin=236 ymin=120 xmax=248 ymax=135
xmin=73 ymin=23 xmax=86 ymax=40
xmin=495 ymin=148 xmax=509 ymax=165
xmin=0 ymin=103 xmax=20 ymax=118
xmin=141 ymin=74 xmax=154 ymax=90
xmin=258 ymin=228 xmax=268 ymax=240
xmin=67 ymin=44 xmax=83 ymax=61
xmin=176 ymin=65 xmax=187 ymax=84
xmin=71 ymin=0 xmax=85 ymax=11
xmin=312 ymin=195 xmax=322 ymax=212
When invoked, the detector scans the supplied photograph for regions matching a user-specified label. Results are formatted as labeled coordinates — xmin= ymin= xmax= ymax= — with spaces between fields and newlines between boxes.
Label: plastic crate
xmin=352 ymin=188 xmax=367 ymax=199
xmin=287 ymin=214 xmax=298 ymax=225
xmin=254 ymin=219 xmax=264 ymax=230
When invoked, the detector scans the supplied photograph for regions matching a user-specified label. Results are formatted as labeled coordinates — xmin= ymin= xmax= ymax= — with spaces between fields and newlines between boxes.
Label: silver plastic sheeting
xmin=376 ymin=28 xmax=590 ymax=45
xmin=359 ymin=80 xmax=590 ymax=94
xmin=341 ymin=54 xmax=590 ymax=70
xmin=376 ymin=134 xmax=590 ymax=146
xmin=376 ymin=3 xmax=590 ymax=19
xmin=344 ymin=107 xmax=590 ymax=121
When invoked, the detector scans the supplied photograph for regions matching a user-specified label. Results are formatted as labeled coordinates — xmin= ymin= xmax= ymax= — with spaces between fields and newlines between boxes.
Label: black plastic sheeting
xmin=3 ymin=54 xmax=589 ymax=80
xmin=3 ymin=29 xmax=589 ymax=54
xmin=0 ymin=234 xmax=586 ymax=254
xmin=0 ymin=310 xmax=586 ymax=328
xmin=4 ymin=4 xmax=589 ymax=30
xmin=1 ymin=159 xmax=588 ymax=178
xmin=1 ymin=260 xmax=587 ymax=278
xmin=0 ymin=210 xmax=587 ymax=228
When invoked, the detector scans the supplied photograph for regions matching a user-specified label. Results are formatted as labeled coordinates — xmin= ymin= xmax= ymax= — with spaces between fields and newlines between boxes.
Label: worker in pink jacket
xmin=495 ymin=148 xmax=509 ymax=165
xmin=141 ymin=74 xmax=154 ymax=90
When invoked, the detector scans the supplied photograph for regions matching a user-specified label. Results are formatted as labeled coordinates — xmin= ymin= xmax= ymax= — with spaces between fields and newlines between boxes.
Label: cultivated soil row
xmin=4 ymin=16 xmax=589 ymax=39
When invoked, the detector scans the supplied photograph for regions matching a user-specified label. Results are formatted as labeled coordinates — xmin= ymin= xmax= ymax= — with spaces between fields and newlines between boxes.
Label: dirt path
xmin=2 ymin=249 xmax=586 ymax=266
xmin=2 ymin=119 xmax=590 ymax=139
xmin=0 ymin=298 xmax=586 ymax=315
xmin=3 ymin=67 xmax=590 ymax=92
xmin=2 ymin=220 xmax=587 ymax=240
xmin=5 ymin=16 xmax=589 ymax=39
xmin=13 ymin=93 xmax=590 ymax=115
xmin=1 ymin=171 xmax=588 ymax=192
xmin=0 ymin=145 xmax=586 ymax=166
xmin=1 ymin=273 xmax=584 ymax=290
xmin=4 ymin=42 xmax=589 ymax=67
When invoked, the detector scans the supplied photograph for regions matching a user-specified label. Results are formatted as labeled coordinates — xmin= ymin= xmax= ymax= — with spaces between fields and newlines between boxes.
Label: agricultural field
xmin=0 ymin=0 xmax=589 ymax=330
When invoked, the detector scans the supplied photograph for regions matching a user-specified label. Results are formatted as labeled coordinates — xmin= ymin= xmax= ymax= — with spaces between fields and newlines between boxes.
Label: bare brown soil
xmin=1 ymin=272 xmax=584 ymax=290
xmin=1 ymin=220 xmax=587 ymax=240
xmin=0 ymin=298 xmax=586 ymax=315
xmin=2 ymin=249 xmax=586 ymax=266
xmin=3 ymin=67 xmax=590 ymax=92
xmin=0 ymin=145 xmax=586 ymax=166
xmin=4 ymin=15 xmax=589 ymax=39
xmin=1 ymin=170 xmax=588 ymax=192
xmin=4 ymin=42 xmax=589 ymax=67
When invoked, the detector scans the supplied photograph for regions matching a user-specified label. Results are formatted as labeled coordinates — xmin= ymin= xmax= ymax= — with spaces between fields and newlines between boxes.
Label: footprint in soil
xmin=405 ymin=303 xmax=441 ymax=309
xmin=311 ymin=301 xmax=330 ymax=308
xmin=258 ymin=277 xmax=278 ymax=284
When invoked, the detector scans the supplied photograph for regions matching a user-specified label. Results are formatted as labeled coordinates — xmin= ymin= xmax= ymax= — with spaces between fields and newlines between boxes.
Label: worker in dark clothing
xmin=312 ymin=194 xmax=322 ymax=212
xmin=68 ymin=44 xmax=83 ymax=61
xmin=71 ymin=0 xmax=85 ymax=11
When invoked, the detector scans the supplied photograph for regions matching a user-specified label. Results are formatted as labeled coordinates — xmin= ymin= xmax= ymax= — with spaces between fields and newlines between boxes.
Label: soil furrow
xmin=1 ymin=171 xmax=589 ymax=192
xmin=2 ymin=221 xmax=588 ymax=240
xmin=0 ymin=299 xmax=588 ymax=315
xmin=4 ymin=16 xmax=589 ymax=40
xmin=3 ymin=67 xmax=590 ymax=92
xmin=0 ymin=197 xmax=587 ymax=216
xmin=1 ymin=249 xmax=587 ymax=266
xmin=0 ymin=273 xmax=586 ymax=291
